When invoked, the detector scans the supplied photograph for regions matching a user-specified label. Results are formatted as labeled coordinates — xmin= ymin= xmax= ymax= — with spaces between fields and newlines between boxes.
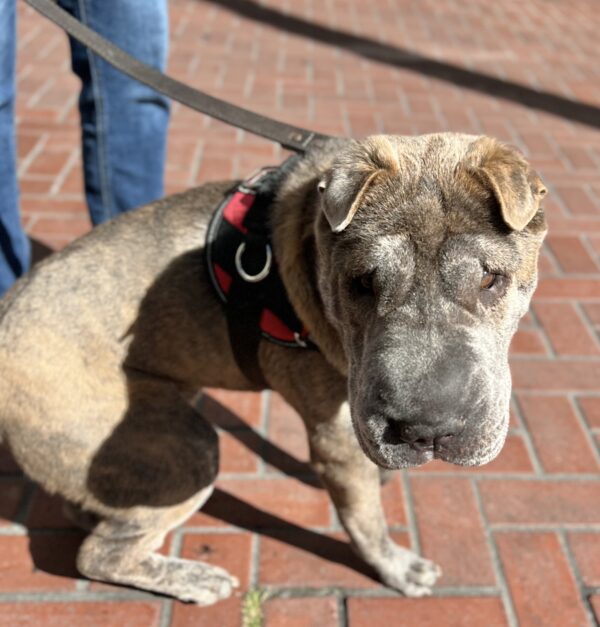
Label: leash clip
xmin=235 ymin=242 xmax=272 ymax=283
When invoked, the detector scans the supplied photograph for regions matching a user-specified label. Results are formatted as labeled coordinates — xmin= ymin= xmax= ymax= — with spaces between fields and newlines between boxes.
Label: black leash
xmin=25 ymin=0 xmax=332 ymax=154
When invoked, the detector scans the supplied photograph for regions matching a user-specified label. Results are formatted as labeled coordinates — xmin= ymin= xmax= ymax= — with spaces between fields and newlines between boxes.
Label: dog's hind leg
xmin=76 ymin=486 xmax=237 ymax=605
xmin=76 ymin=379 xmax=238 ymax=604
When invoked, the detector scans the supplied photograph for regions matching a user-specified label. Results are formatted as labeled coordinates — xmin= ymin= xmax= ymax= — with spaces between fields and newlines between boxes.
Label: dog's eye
xmin=351 ymin=273 xmax=375 ymax=296
xmin=480 ymin=272 xmax=498 ymax=290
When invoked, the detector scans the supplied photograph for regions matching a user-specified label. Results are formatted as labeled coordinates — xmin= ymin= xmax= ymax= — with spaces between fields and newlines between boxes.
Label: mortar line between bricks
xmin=540 ymin=241 xmax=564 ymax=278
xmin=400 ymin=470 xmax=421 ymax=555
xmin=574 ymin=300 xmax=600 ymax=348
xmin=0 ymin=590 xmax=163 ymax=603
xmin=568 ymin=393 xmax=600 ymax=466
xmin=25 ymin=75 xmax=54 ymax=110
xmin=170 ymin=528 xmax=184 ymax=558
xmin=510 ymin=355 xmax=600 ymax=362
xmin=581 ymin=235 xmax=600 ymax=273
xmin=491 ymin=523 xmax=600 ymax=532
xmin=179 ymin=524 xmax=397 ymax=535
xmin=249 ymin=530 xmax=260 ymax=590
xmin=511 ymin=394 xmax=545 ymax=475
xmin=525 ymin=305 xmax=557 ymax=359
xmin=557 ymin=530 xmax=597 ymax=627
xmin=187 ymin=142 xmax=204 ymax=188
xmin=158 ymin=600 xmax=173 ymax=627
xmin=57 ymin=93 xmax=79 ymax=125
xmin=387 ymin=472 xmax=600 ymax=481
xmin=517 ymin=390 xmax=600 ymax=398
xmin=469 ymin=473 xmax=600 ymax=482
xmin=17 ymin=133 xmax=48 ymax=178
xmin=472 ymin=482 xmax=519 ymax=627
xmin=49 ymin=147 xmax=80 ymax=196
xmin=264 ymin=585 xmax=501 ymax=599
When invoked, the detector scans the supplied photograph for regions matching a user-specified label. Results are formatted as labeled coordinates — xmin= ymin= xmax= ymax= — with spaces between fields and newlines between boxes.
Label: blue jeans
xmin=0 ymin=0 xmax=170 ymax=294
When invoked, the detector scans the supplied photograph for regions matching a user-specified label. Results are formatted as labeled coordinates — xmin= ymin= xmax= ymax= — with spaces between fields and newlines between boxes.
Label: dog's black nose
xmin=385 ymin=420 xmax=463 ymax=452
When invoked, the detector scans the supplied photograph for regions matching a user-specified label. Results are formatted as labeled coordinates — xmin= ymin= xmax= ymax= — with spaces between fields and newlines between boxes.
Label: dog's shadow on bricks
xmin=0 ymin=396 xmax=378 ymax=585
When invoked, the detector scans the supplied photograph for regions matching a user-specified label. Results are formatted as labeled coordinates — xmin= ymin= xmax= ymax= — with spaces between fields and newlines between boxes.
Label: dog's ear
xmin=472 ymin=141 xmax=547 ymax=231
xmin=318 ymin=136 xmax=400 ymax=232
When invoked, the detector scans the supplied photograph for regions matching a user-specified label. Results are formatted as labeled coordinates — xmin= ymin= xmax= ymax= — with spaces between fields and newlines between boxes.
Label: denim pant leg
xmin=0 ymin=0 xmax=30 ymax=295
xmin=58 ymin=0 xmax=170 ymax=225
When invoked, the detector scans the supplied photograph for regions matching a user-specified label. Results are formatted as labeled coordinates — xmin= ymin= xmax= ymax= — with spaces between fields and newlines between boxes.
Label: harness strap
xmin=25 ymin=0 xmax=332 ymax=154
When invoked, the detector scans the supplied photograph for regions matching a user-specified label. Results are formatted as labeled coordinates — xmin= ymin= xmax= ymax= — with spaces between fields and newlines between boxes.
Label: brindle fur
xmin=0 ymin=133 xmax=546 ymax=603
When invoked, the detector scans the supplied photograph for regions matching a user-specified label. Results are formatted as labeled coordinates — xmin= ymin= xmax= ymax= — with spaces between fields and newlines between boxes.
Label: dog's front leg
xmin=306 ymin=402 xmax=441 ymax=597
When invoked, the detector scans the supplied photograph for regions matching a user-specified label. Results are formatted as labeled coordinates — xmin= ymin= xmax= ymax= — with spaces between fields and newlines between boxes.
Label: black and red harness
xmin=205 ymin=160 xmax=317 ymax=387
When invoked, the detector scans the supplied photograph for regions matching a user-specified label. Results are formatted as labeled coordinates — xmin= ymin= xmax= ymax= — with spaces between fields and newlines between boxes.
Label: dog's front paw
xmin=376 ymin=544 xmax=442 ymax=597
xmin=162 ymin=557 xmax=240 ymax=606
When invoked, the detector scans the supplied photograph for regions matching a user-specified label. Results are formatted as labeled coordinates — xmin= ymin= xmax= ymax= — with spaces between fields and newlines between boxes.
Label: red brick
xmin=259 ymin=530 xmax=409 ymax=588
xmin=578 ymin=396 xmax=600 ymax=428
xmin=495 ymin=532 xmax=589 ymax=627
xmin=199 ymin=389 xmax=264 ymax=428
xmin=0 ymin=533 xmax=82 ymax=591
xmin=170 ymin=532 xmax=252 ymax=627
xmin=561 ymin=145 xmax=597 ymax=170
xmin=263 ymin=597 xmax=339 ymax=627
xmin=0 ymin=602 xmax=161 ymax=627
xmin=410 ymin=434 xmax=534 ymax=474
xmin=19 ymin=177 xmax=54 ymax=195
xmin=171 ymin=596 xmax=242 ymax=627
xmin=567 ymin=533 xmax=600 ymax=586
xmin=556 ymin=185 xmax=599 ymax=215
xmin=219 ymin=430 xmax=259 ymax=474
xmin=546 ymin=235 xmax=598 ymax=273
xmin=519 ymin=131 xmax=554 ymax=156
xmin=533 ymin=302 xmax=599 ymax=356
xmin=188 ymin=478 xmax=330 ymax=528
xmin=347 ymin=597 xmax=508 ymax=627
xmin=410 ymin=477 xmax=495 ymax=586
xmin=511 ymin=360 xmax=600 ymax=392
xmin=24 ymin=149 xmax=72 ymax=177
xmin=265 ymin=393 xmax=311 ymax=476
xmin=518 ymin=395 xmax=598 ymax=473
xmin=381 ymin=472 xmax=407 ymax=526
xmin=27 ymin=216 xmax=90 ymax=241
xmin=535 ymin=278 xmax=600 ymax=298
xmin=583 ymin=303 xmax=600 ymax=326
xmin=509 ymin=329 xmax=547 ymax=355
xmin=479 ymin=480 xmax=600 ymax=524
xmin=0 ymin=480 xmax=25 ymax=526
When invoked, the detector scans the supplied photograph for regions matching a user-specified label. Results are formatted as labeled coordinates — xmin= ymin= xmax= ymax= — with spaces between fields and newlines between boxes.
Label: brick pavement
xmin=1 ymin=0 xmax=600 ymax=625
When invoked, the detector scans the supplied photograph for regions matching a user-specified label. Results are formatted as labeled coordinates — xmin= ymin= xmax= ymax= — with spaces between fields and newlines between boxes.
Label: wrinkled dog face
xmin=315 ymin=134 xmax=547 ymax=469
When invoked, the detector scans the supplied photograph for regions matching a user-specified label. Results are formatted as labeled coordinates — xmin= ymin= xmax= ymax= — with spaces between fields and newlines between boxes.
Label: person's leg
xmin=59 ymin=0 xmax=170 ymax=225
xmin=0 ymin=0 xmax=30 ymax=295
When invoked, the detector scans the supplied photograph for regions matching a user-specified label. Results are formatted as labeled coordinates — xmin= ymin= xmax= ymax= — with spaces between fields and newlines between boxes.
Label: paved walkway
xmin=1 ymin=0 xmax=600 ymax=625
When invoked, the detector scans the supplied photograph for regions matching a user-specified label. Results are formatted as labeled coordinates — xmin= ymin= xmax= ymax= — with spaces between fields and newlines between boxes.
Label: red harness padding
xmin=205 ymin=164 xmax=316 ymax=386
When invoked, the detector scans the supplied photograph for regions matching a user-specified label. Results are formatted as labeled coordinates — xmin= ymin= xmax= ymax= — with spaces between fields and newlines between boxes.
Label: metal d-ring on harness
xmin=234 ymin=243 xmax=272 ymax=283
